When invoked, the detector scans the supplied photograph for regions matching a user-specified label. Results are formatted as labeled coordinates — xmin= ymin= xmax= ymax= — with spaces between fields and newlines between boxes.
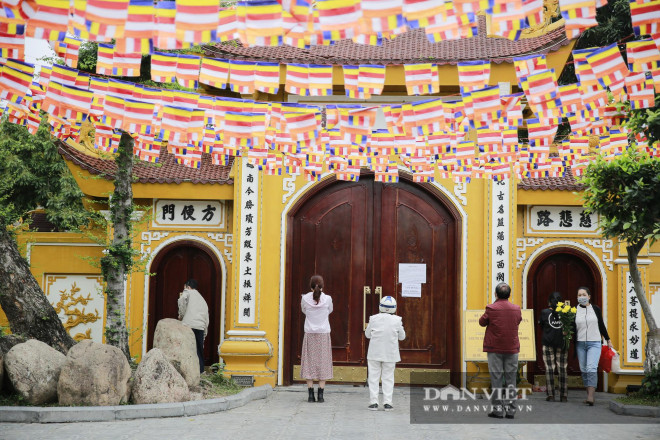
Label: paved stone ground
xmin=1 ymin=385 xmax=658 ymax=440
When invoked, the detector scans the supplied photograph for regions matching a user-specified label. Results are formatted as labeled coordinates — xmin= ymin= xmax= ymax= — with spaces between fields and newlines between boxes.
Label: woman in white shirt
xmin=573 ymin=286 xmax=612 ymax=406
xmin=300 ymin=275 xmax=333 ymax=403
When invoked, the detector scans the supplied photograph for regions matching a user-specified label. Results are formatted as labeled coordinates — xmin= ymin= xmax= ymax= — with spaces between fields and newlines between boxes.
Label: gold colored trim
xmin=293 ymin=365 xmax=451 ymax=385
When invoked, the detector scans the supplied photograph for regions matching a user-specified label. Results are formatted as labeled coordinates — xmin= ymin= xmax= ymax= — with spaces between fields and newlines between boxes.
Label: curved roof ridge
xmin=58 ymin=141 xmax=233 ymax=185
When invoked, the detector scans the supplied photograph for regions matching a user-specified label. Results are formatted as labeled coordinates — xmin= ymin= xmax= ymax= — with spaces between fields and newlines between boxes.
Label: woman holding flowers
xmin=573 ymin=286 xmax=613 ymax=406
xmin=538 ymin=292 xmax=569 ymax=402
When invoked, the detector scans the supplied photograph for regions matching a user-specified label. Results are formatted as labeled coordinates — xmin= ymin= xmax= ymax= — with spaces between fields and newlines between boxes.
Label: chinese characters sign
xmin=238 ymin=159 xmax=259 ymax=325
xmin=491 ymin=180 xmax=510 ymax=301
xmin=527 ymin=206 xmax=599 ymax=235
xmin=153 ymin=200 xmax=225 ymax=229
xmin=625 ymin=271 xmax=643 ymax=366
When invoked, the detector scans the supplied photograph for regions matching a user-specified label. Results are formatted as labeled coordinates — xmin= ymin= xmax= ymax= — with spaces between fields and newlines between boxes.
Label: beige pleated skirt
xmin=300 ymin=332 xmax=333 ymax=380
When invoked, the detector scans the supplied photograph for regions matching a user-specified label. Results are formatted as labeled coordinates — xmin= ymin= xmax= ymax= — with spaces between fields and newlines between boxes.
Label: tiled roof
xmin=518 ymin=168 xmax=584 ymax=191
xmin=59 ymin=142 xmax=233 ymax=185
xmin=207 ymin=19 xmax=569 ymax=65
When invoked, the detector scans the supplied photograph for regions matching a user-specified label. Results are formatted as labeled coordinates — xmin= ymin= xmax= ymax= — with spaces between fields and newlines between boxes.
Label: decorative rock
xmin=57 ymin=340 xmax=132 ymax=406
xmin=153 ymin=319 xmax=200 ymax=388
xmin=131 ymin=348 xmax=190 ymax=404
xmin=4 ymin=339 xmax=67 ymax=404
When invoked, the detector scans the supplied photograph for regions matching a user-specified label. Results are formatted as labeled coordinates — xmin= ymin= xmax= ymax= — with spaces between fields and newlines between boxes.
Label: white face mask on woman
xmin=577 ymin=296 xmax=589 ymax=306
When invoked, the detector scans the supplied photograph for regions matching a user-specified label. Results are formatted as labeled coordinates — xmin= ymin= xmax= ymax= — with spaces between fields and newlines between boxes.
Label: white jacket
xmin=178 ymin=288 xmax=209 ymax=337
xmin=301 ymin=292 xmax=333 ymax=333
xmin=365 ymin=313 xmax=406 ymax=362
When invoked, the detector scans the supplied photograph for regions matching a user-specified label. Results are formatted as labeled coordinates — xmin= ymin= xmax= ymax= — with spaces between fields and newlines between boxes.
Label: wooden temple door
xmin=286 ymin=176 xmax=459 ymax=385
xmin=527 ymin=248 xmax=603 ymax=390
xmin=148 ymin=242 xmax=222 ymax=367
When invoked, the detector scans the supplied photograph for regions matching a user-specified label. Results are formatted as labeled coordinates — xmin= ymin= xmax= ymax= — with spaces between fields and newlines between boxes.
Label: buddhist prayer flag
xmin=199 ymin=57 xmax=230 ymax=89
xmin=255 ymin=62 xmax=280 ymax=94
xmin=176 ymin=54 xmax=201 ymax=89
xmin=102 ymin=94 xmax=126 ymax=129
xmin=585 ymin=43 xmax=629 ymax=87
xmin=630 ymin=0 xmax=660 ymax=36
xmin=237 ymin=0 xmax=283 ymax=46
xmin=115 ymin=0 xmax=154 ymax=54
xmin=359 ymin=0 xmax=406 ymax=38
xmin=404 ymin=63 xmax=439 ymax=95
xmin=25 ymin=0 xmax=68 ymax=40
xmin=626 ymin=39 xmax=660 ymax=72
xmin=176 ymin=0 xmax=218 ymax=44
xmin=559 ymin=0 xmax=597 ymax=39
xmin=316 ymin=0 xmax=360 ymax=42
xmin=0 ymin=64 xmax=32 ymax=99
xmin=85 ymin=0 xmax=129 ymax=42
xmin=457 ymin=60 xmax=491 ymax=93
xmin=151 ymin=52 xmax=177 ymax=83
xmin=285 ymin=63 xmax=309 ymax=95
xmin=343 ymin=65 xmax=360 ymax=98
xmin=500 ymin=93 xmax=523 ymax=127
xmin=96 ymin=43 xmax=114 ymax=75
xmin=155 ymin=0 xmax=185 ymax=50
xmin=122 ymin=98 xmax=154 ymax=133
xmin=112 ymin=51 xmax=141 ymax=76
xmin=513 ymin=54 xmax=547 ymax=86
xmin=0 ymin=30 xmax=24 ymax=60
xmin=51 ymin=64 xmax=79 ymax=88
xmin=229 ymin=60 xmax=256 ymax=94
xmin=358 ymin=64 xmax=386 ymax=97
xmin=308 ymin=64 xmax=333 ymax=96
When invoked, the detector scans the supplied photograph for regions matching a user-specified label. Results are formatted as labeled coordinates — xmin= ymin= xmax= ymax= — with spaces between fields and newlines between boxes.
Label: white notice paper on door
xmin=401 ymin=283 xmax=422 ymax=298
xmin=399 ymin=263 xmax=426 ymax=284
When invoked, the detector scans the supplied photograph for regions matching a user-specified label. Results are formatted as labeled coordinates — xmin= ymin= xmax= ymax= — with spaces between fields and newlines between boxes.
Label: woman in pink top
xmin=300 ymin=275 xmax=333 ymax=403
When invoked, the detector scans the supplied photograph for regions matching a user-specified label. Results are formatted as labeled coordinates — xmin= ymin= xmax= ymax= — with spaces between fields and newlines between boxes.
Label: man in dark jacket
xmin=479 ymin=283 xmax=522 ymax=419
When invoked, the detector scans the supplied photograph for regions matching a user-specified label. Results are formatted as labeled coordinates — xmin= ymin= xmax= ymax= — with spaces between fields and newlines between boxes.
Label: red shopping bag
xmin=599 ymin=345 xmax=616 ymax=372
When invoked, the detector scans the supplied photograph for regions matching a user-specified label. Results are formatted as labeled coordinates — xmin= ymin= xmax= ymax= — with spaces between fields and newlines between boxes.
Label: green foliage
xmin=619 ymin=95 xmax=660 ymax=148
xmin=580 ymin=149 xmax=660 ymax=246
xmin=77 ymin=41 xmax=98 ymax=73
xmin=615 ymin=394 xmax=660 ymax=406
xmin=640 ymin=365 xmax=660 ymax=397
xmin=0 ymin=116 xmax=92 ymax=231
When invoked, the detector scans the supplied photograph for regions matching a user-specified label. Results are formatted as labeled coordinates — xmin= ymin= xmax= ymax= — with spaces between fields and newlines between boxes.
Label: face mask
xmin=577 ymin=297 xmax=589 ymax=305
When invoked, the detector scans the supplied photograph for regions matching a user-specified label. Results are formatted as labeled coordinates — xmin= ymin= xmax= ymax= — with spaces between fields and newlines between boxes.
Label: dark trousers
xmin=192 ymin=328 xmax=205 ymax=373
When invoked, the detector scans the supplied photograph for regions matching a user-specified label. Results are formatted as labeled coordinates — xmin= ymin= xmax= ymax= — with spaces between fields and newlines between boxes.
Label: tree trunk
xmin=100 ymin=132 xmax=133 ymax=361
xmin=0 ymin=227 xmax=75 ymax=355
xmin=626 ymin=241 xmax=660 ymax=373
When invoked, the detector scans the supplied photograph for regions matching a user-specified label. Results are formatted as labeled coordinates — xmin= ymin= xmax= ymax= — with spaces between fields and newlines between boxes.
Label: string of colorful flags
xmin=1 ymin=0 xmax=659 ymax=58
xmin=0 ymin=1 xmax=659 ymax=182
xmin=1 ymin=39 xmax=658 ymax=183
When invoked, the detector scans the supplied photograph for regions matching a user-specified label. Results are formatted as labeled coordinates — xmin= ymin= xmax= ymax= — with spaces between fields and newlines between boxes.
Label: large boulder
xmin=4 ymin=339 xmax=66 ymax=404
xmin=131 ymin=348 xmax=190 ymax=404
xmin=153 ymin=319 xmax=200 ymax=388
xmin=57 ymin=340 xmax=132 ymax=406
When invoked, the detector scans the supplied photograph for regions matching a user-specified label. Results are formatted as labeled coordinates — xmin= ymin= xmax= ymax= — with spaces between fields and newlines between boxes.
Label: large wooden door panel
xmin=379 ymin=184 xmax=456 ymax=368
xmin=290 ymin=183 xmax=370 ymax=367
xmin=287 ymin=176 xmax=459 ymax=383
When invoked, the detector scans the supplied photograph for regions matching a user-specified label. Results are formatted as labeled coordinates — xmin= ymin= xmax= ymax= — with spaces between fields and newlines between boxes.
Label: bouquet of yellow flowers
xmin=555 ymin=302 xmax=577 ymax=350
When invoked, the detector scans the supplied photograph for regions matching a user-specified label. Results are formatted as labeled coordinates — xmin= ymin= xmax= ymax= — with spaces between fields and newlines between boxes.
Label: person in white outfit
xmin=365 ymin=296 xmax=406 ymax=411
